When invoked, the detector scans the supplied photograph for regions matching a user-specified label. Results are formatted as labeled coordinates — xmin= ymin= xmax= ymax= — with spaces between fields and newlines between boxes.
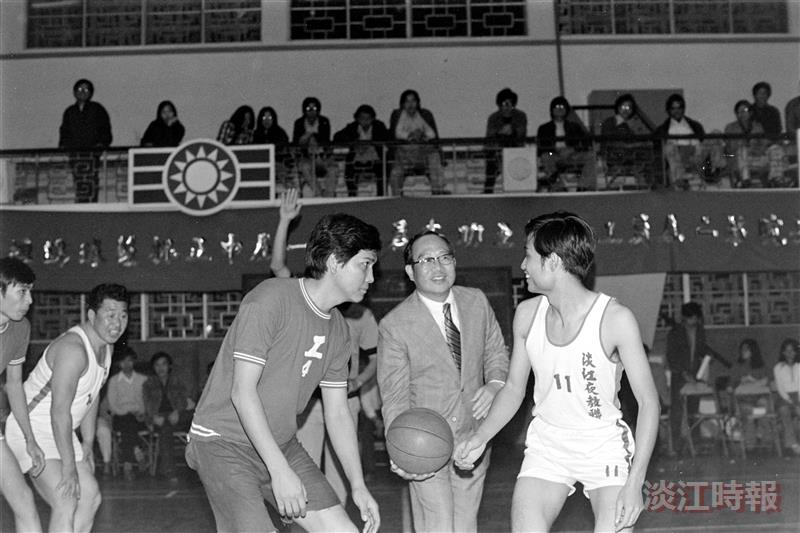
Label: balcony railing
xmin=2 ymin=132 xmax=797 ymax=206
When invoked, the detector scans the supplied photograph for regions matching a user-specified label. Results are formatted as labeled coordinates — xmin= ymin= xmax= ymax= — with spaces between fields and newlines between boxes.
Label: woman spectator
xmin=143 ymin=351 xmax=194 ymax=482
xmin=140 ymin=100 xmax=185 ymax=147
xmin=252 ymin=106 xmax=289 ymax=146
xmin=774 ymin=338 xmax=800 ymax=455
xmin=723 ymin=100 xmax=768 ymax=187
xmin=217 ymin=105 xmax=255 ymax=145
xmin=726 ymin=339 xmax=769 ymax=447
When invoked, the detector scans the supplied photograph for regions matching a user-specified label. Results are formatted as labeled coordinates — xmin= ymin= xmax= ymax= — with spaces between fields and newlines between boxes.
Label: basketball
xmin=385 ymin=407 xmax=454 ymax=475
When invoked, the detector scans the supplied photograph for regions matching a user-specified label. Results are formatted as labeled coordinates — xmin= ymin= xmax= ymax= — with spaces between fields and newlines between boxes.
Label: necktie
xmin=443 ymin=303 xmax=462 ymax=371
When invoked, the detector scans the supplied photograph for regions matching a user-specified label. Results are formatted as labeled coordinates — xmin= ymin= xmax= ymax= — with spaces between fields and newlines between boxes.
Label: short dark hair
xmin=734 ymin=99 xmax=751 ymax=114
xmin=680 ymin=301 xmax=703 ymax=319
xmin=403 ymin=231 xmax=455 ymax=266
xmin=496 ymin=88 xmax=518 ymax=107
xmin=778 ymin=338 xmax=799 ymax=364
xmin=549 ymin=96 xmax=571 ymax=116
xmin=752 ymin=81 xmax=771 ymax=97
xmin=116 ymin=345 xmax=137 ymax=362
xmin=87 ymin=283 xmax=129 ymax=312
xmin=614 ymin=93 xmax=636 ymax=114
xmin=0 ymin=257 xmax=35 ymax=295
xmin=304 ymin=214 xmax=381 ymax=279
xmin=302 ymin=96 xmax=321 ymax=112
xmin=150 ymin=351 xmax=173 ymax=370
xmin=354 ymin=104 xmax=376 ymax=119
xmin=665 ymin=93 xmax=685 ymax=112
xmin=524 ymin=212 xmax=595 ymax=280
xmin=73 ymin=78 xmax=94 ymax=96
xmin=399 ymin=89 xmax=420 ymax=108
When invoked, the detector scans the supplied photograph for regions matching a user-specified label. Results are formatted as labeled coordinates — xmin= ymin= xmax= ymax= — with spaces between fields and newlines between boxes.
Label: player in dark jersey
xmin=188 ymin=213 xmax=381 ymax=533
xmin=0 ymin=257 xmax=44 ymax=532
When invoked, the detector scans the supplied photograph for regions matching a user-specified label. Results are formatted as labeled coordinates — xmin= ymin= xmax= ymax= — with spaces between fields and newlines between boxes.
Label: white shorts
xmin=4 ymin=415 xmax=84 ymax=473
xmin=518 ymin=416 xmax=635 ymax=497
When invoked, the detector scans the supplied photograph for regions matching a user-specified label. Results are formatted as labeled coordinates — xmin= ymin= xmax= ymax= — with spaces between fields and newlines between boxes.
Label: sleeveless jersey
xmin=0 ymin=317 xmax=30 ymax=374
xmin=526 ymin=293 xmax=623 ymax=430
xmin=24 ymin=325 xmax=111 ymax=429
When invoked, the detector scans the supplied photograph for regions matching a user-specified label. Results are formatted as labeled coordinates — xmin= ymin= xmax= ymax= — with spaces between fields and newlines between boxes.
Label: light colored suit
xmin=378 ymin=285 xmax=509 ymax=532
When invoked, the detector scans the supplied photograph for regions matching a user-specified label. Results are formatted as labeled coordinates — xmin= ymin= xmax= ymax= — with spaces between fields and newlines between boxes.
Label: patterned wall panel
xmin=350 ymin=0 xmax=407 ymax=40
xmin=747 ymin=272 xmax=800 ymax=325
xmin=205 ymin=291 xmax=242 ymax=338
xmin=86 ymin=0 xmax=142 ymax=47
xmin=31 ymin=293 xmax=83 ymax=341
xmin=290 ymin=0 xmax=348 ymax=40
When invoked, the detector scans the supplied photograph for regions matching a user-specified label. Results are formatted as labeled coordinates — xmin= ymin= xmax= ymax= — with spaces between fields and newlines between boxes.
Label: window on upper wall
xmin=289 ymin=0 xmax=527 ymax=40
xmin=26 ymin=0 xmax=262 ymax=49
xmin=556 ymin=0 xmax=789 ymax=35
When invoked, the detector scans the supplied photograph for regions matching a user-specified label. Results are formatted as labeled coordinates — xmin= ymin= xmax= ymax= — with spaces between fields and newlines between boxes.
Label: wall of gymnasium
xmin=1 ymin=1 xmax=798 ymax=150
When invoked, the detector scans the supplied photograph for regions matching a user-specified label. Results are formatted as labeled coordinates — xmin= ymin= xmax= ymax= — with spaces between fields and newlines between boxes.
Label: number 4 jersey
xmin=526 ymin=293 xmax=624 ymax=430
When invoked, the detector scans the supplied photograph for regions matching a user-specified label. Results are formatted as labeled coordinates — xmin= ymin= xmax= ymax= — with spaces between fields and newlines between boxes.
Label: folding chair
xmin=680 ymin=381 xmax=728 ymax=457
xmin=732 ymin=382 xmax=782 ymax=458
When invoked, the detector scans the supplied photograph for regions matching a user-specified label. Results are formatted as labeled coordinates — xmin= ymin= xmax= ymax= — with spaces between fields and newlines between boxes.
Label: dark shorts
xmin=186 ymin=436 xmax=339 ymax=532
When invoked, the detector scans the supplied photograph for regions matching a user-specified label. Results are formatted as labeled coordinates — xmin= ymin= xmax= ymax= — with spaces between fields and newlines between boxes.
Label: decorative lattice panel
xmin=350 ymin=0 xmax=407 ymax=40
xmin=86 ymin=0 xmax=142 ymax=47
xmin=673 ymin=0 xmax=730 ymax=33
xmin=147 ymin=292 xmax=205 ymax=339
xmin=31 ymin=293 xmax=83 ymax=341
xmin=290 ymin=0 xmax=348 ymax=40
xmin=205 ymin=291 xmax=243 ymax=338
xmin=747 ymin=272 xmax=800 ymax=325
xmin=613 ymin=0 xmax=670 ymax=34
xmin=657 ymin=273 xmax=684 ymax=329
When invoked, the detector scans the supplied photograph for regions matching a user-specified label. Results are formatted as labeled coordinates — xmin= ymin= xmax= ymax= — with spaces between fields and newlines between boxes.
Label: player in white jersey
xmin=5 ymin=283 xmax=129 ymax=533
xmin=0 ymin=258 xmax=44 ymax=532
xmin=455 ymin=212 xmax=659 ymax=532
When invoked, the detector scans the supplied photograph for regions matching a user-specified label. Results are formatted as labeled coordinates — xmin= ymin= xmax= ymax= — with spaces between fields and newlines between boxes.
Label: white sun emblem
xmin=164 ymin=140 xmax=240 ymax=216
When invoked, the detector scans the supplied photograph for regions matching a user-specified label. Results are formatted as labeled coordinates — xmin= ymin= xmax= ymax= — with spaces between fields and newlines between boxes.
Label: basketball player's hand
xmin=614 ymin=480 xmax=644 ymax=531
xmin=351 ymin=484 xmax=380 ymax=533
xmin=389 ymin=459 xmax=434 ymax=481
xmin=57 ymin=465 xmax=81 ymax=501
xmin=26 ymin=439 xmax=46 ymax=477
xmin=279 ymin=188 xmax=302 ymax=221
xmin=471 ymin=382 xmax=502 ymax=420
xmin=452 ymin=434 xmax=487 ymax=470
xmin=272 ymin=466 xmax=308 ymax=519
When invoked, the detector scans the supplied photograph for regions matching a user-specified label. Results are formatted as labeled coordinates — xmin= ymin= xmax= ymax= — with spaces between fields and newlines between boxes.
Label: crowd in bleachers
xmin=57 ymin=78 xmax=800 ymax=201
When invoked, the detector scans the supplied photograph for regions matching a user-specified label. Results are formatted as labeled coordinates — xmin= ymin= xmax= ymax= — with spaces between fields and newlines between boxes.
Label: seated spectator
xmin=600 ymin=93 xmax=655 ymax=186
xmin=725 ymin=339 xmax=769 ymax=448
xmin=333 ymin=104 xmax=390 ymax=197
xmin=484 ymin=88 xmax=527 ymax=193
xmin=58 ymin=78 xmax=112 ymax=203
xmin=751 ymin=81 xmax=782 ymax=136
xmin=217 ymin=105 xmax=255 ymax=145
xmin=654 ymin=94 xmax=717 ymax=188
xmin=389 ymin=89 xmax=446 ymax=195
xmin=536 ymin=96 xmax=595 ymax=191
xmin=253 ymin=106 xmax=290 ymax=187
xmin=140 ymin=100 xmax=185 ymax=147
xmin=774 ymin=338 xmax=800 ymax=456
xmin=785 ymin=80 xmax=800 ymax=133
xmin=107 ymin=346 xmax=148 ymax=479
xmin=723 ymin=100 xmax=769 ymax=187
xmin=292 ymin=97 xmax=339 ymax=197
xmin=143 ymin=351 xmax=194 ymax=482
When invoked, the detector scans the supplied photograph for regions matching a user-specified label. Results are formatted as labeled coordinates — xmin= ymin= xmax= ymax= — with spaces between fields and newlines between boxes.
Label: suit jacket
xmin=536 ymin=119 xmax=589 ymax=154
xmin=377 ymin=286 xmax=509 ymax=442
xmin=666 ymin=323 xmax=707 ymax=379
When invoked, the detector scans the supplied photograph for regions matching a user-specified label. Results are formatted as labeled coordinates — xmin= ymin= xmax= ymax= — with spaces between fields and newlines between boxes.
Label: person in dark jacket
xmin=140 ymin=100 xmax=185 ymax=147
xmin=751 ymin=81 xmax=782 ymax=136
xmin=58 ymin=79 xmax=112 ymax=203
xmin=333 ymin=104 xmax=390 ymax=196
xmin=484 ymin=88 xmax=528 ymax=193
xmin=536 ymin=96 xmax=595 ymax=190
xmin=654 ymin=94 xmax=709 ymax=187
xmin=292 ymin=97 xmax=338 ymax=197
xmin=253 ymin=106 xmax=289 ymax=146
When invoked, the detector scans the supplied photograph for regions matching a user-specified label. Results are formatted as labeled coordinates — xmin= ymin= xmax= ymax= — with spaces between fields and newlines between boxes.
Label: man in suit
xmin=377 ymin=231 xmax=509 ymax=532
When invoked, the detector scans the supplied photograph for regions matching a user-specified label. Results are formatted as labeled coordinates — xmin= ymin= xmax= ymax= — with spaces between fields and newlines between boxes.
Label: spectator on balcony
xmin=389 ymin=89 xmax=446 ymax=195
xmin=654 ymin=94 xmax=708 ymax=187
xmin=107 ymin=346 xmax=148 ymax=480
xmin=58 ymin=78 xmax=112 ymax=203
xmin=723 ymin=100 xmax=769 ymax=187
xmin=140 ymin=100 xmax=185 ymax=148
xmin=333 ymin=104 xmax=390 ymax=197
xmin=143 ymin=351 xmax=194 ymax=483
xmin=253 ymin=107 xmax=290 ymax=187
xmin=484 ymin=87 xmax=528 ymax=193
xmin=217 ymin=105 xmax=255 ymax=146
xmin=292 ymin=97 xmax=338 ymax=197
xmin=751 ymin=81 xmax=782 ymax=136
xmin=537 ymin=96 xmax=595 ymax=191
xmin=785 ymin=81 xmax=800 ymax=133
xmin=600 ymin=94 xmax=654 ymax=185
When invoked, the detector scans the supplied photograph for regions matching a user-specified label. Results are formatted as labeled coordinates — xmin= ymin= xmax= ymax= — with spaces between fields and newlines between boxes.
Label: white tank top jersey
xmin=526 ymin=293 xmax=624 ymax=430
xmin=24 ymin=325 xmax=111 ymax=428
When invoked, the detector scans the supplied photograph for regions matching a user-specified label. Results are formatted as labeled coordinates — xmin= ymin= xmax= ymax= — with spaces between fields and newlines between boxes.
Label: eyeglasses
xmin=411 ymin=253 xmax=455 ymax=267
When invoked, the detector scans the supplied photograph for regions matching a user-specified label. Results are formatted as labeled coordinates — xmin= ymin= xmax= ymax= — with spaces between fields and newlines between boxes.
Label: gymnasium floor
xmin=2 ymin=441 xmax=798 ymax=533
